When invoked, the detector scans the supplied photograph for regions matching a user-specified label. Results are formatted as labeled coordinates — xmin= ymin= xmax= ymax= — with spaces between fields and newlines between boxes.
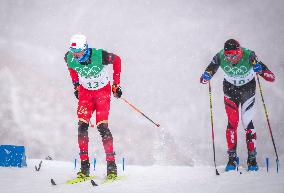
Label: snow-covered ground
xmin=0 ymin=1 xmax=284 ymax=193
xmin=0 ymin=159 xmax=283 ymax=193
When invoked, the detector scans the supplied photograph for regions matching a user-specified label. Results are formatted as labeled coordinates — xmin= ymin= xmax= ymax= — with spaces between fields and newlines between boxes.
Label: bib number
xmin=233 ymin=79 xmax=246 ymax=85
xmin=79 ymin=67 xmax=109 ymax=90
xmin=224 ymin=68 xmax=255 ymax=86
xmin=87 ymin=81 xmax=99 ymax=89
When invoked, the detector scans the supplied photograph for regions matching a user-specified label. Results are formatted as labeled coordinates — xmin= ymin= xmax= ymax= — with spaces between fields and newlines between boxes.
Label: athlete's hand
xmin=112 ymin=84 xmax=122 ymax=98
xmin=253 ymin=63 xmax=262 ymax=74
xmin=260 ymin=70 xmax=275 ymax=82
xmin=73 ymin=82 xmax=80 ymax=99
xmin=200 ymin=71 xmax=212 ymax=84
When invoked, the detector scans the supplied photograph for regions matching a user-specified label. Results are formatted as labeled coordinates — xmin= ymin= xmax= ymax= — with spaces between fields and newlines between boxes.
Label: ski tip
xmin=91 ymin=179 xmax=98 ymax=186
xmin=51 ymin=179 xmax=57 ymax=185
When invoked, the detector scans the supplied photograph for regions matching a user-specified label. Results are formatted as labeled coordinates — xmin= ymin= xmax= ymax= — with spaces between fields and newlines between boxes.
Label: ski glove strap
xmin=112 ymin=84 xmax=122 ymax=98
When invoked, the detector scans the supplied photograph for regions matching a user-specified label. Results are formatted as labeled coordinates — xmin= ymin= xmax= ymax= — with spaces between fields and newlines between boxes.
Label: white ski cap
xmin=69 ymin=34 xmax=87 ymax=52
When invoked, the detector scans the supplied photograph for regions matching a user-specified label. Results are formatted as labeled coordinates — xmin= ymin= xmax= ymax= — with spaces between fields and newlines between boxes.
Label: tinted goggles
xmin=224 ymin=50 xmax=239 ymax=59
xmin=70 ymin=47 xmax=84 ymax=53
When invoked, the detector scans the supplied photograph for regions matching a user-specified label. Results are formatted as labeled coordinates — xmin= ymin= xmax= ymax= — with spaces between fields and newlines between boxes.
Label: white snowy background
xmin=0 ymin=0 xmax=284 ymax=192
xmin=0 ymin=159 xmax=283 ymax=193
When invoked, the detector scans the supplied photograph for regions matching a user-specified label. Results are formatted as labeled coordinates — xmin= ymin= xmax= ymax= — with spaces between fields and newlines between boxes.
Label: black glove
xmin=112 ymin=84 xmax=122 ymax=98
xmin=73 ymin=82 xmax=80 ymax=99
xmin=74 ymin=89 xmax=79 ymax=99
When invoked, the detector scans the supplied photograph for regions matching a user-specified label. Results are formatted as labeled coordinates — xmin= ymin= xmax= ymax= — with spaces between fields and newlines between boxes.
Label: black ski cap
xmin=224 ymin=39 xmax=240 ymax=51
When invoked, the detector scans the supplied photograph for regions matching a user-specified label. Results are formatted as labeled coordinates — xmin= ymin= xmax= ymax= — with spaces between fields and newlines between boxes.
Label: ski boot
xmin=106 ymin=161 xmax=117 ymax=180
xmin=77 ymin=159 xmax=90 ymax=178
xmin=225 ymin=151 xmax=237 ymax=171
xmin=247 ymin=151 xmax=258 ymax=171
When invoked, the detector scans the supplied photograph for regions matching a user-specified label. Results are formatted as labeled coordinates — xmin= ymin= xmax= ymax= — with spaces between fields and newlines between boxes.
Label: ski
xmin=90 ymin=175 xmax=126 ymax=186
xmin=103 ymin=175 xmax=125 ymax=184
xmin=50 ymin=175 xmax=96 ymax=186
xmin=65 ymin=175 xmax=96 ymax=184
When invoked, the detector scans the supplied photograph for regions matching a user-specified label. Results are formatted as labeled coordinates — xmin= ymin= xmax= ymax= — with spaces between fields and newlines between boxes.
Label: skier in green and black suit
xmin=200 ymin=39 xmax=275 ymax=171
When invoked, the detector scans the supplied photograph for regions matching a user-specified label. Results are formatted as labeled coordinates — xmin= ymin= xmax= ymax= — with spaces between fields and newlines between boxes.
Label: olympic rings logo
xmin=223 ymin=66 xmax=248 ymax=76
xmin=75 ymin=66 xmax=102 ymax=77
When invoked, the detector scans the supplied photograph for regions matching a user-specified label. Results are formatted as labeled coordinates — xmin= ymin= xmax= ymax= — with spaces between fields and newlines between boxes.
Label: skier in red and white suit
xmin=200 ymin=39 xmax=275 ymax=171
xmin=65 ymin=34 xmax=122 ymax=179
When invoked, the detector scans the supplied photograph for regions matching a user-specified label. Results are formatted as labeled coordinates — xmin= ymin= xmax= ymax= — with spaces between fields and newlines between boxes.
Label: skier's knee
xmin=97 ymin=123 xmax=112 ymax=139
xmin=78 ymin=121 xmax=89 ymax=136
xmin=226 ymin=123 xmax=237 ymax=131
xmin=245 ymin=129 xmax=256 ymax=141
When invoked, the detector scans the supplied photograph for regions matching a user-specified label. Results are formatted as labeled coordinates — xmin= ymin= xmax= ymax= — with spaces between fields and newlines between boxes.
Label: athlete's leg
xmin=223 ymin=80 xmax=241 ymax=171
xmin=241 ymin=96 xmax=256 ymax=152
xmin=76 ymin=87 xmax=95 ymax=175
xmin=240 ymin=79 xmax=258 ymax=170
xmin=223 ymin=81 xmax=240 ymax=153
xmin=224 ymin=96 xmax=239 ymax=152
xmin=97 ymin=123 xmax=115 ymax=161
xmin=95 ymin=84 xmax=117 ymax=176
xmin=77 ymin=121 xmax=90 ymax=176
xmin=95 ymin=84 xmax=115 ymax=161
xmin=240 ymin=79 xmax=257 ymax=153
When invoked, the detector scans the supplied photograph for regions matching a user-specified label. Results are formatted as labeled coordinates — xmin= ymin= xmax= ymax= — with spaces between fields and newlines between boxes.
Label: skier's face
xmin=225 ymin=49 xmax=243 ymax=64
xmin=71 ymin=50 xmax=85 ymax=59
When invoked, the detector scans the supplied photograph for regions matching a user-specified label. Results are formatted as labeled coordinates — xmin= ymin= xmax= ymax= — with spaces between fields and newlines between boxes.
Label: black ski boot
xmin=77 ymin=159 xmax=90 ymax=178
xmin=247 ymin=150 xmax=258 ymax=171
xmin=225 ymin=151 xmax=237 ymax=171
xmin=107 ymin=161 xmax=117 ymax=179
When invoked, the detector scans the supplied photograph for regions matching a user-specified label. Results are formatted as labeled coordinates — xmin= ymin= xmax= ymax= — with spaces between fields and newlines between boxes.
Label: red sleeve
xmin=65 ymin=51 xmax=79 ymax=85
xmin=112 ymin=55 xmax=121 ymax=85
xmin=260 ymin=70 xmax=275 ymax=82
xmin=68 ymin=67 xmax=79 ymax=84
xmin=250 ymin=52 xmax=275 ymax=82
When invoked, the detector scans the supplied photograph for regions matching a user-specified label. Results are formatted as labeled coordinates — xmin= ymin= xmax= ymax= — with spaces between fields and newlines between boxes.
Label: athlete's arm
xmin=102 ymin=50 xmax=121 ymax=85
xmin=250 ymin=52 xmax=275 ymax=82
xmin=204 ymin=53 xmax=221 ymax=77
xmin=65 ymin=51 xmax=80 ymax=87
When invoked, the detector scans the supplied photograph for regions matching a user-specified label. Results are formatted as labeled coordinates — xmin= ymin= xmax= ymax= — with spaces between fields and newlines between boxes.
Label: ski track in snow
xmin=0 ymin=159 xmax=283 ymax=193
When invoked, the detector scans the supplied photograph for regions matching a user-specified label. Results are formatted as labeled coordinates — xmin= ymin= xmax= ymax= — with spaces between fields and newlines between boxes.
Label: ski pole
xmin=121 ymin=97 xmax=160 ymax=127
xmin=256 ymin=75 xmax=279 ymax=167
xmin=208 ymin=81 xmax=220 ymax=175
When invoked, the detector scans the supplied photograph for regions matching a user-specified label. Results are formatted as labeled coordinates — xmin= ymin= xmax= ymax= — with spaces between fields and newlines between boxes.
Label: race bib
xmin=79 ymin=67 xmax=110 ymax=90
xmin=224 ymin=68 xmax=255 ymax=86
